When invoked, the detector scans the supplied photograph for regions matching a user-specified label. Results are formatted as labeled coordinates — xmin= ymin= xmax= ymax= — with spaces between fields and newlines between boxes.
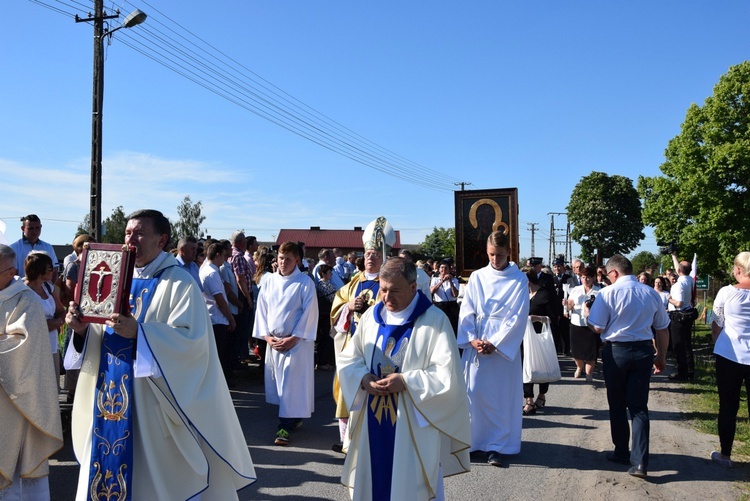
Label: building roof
xmin=276 ymin=226 xmax=402 ymax=250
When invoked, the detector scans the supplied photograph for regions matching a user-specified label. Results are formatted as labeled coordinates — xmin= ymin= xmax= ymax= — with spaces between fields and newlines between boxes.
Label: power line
xmin=108 ymin=0 xmax=465 ymax=192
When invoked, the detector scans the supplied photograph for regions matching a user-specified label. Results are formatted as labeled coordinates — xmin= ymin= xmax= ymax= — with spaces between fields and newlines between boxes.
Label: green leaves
xmin=639 ymin=61 xmax=750 ymax=280
xmin=567 ymin=171 xmax=644 ymax=261
xmin=420 ymin=227 xmax=455 ymax=260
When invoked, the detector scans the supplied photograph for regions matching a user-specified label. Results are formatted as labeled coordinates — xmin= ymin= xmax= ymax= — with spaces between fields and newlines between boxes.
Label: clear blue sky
xmin=2 ymin=0 xmax=748 ymax=262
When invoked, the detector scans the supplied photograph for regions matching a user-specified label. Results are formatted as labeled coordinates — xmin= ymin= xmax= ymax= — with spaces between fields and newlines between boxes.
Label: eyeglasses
xmin=0 ymin=266 xmax=16 ymax=274
xmin=607 ymin=269 xmax=618 ymax=278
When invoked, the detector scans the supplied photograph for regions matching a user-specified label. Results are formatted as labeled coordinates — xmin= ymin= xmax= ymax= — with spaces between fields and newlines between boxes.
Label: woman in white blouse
xmin=710 ymin=251 xmax=750 ymax=468
xmin=566 ymin=265 xmax=601 ymax=382
xmin=653 ymin=276 xmax=670 ymax=310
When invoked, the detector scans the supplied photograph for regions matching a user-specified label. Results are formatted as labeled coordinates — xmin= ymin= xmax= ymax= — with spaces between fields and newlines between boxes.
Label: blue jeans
xmin=602 ymin=341 xmax=655 ymax=468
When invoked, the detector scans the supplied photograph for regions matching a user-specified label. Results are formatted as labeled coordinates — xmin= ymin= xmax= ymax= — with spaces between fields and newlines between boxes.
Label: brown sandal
xmin=523 ymin=399 xmax=536 ymax=415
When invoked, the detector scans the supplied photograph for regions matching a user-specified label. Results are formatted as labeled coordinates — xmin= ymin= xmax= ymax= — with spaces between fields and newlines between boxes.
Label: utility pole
xmin=547 ymin=212 xmax=566 ymax=264
xmin=527 ymin=222 xmax=539 ymax=257
xmin=76 ymin=3 xmax=146 ymax=240
xmin=77 ymin=1 xmax=118 ymax=241
xmin=454 ymin=181 xmax=473 ymax=191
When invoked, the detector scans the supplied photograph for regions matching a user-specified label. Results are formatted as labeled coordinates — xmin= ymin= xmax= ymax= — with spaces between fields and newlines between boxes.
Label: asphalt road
xmin=49 ymin=357 xmax=747 ymax=500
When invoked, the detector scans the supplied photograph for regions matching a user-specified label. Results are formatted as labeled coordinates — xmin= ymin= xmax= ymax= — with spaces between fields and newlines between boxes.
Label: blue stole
xmin=367 ymin=291 xmax=432 ymax=501
xmin=87 ymin=272 xmax=164 ymax=500
xmin=351 ymin=279 xmax=379 ymax=335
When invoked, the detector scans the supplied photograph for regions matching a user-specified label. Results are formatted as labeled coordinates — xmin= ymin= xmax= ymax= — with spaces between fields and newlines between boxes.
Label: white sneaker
xmin=710 ymin=451 xmax=733 ymax=468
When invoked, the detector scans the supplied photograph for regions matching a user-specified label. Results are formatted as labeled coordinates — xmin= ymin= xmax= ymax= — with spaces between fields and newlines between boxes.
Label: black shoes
xmin=488 ymin=451 xmax=503 ymax=467
xmin=628 ymin=465 xmax=648 ymax=478
xmin=606 ymin=452 xmax=631 ymax=465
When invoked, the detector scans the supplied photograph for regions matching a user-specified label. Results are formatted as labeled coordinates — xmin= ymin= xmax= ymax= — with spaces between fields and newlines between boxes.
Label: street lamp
xmin=76 ymin=3 xmax=147 ymax=241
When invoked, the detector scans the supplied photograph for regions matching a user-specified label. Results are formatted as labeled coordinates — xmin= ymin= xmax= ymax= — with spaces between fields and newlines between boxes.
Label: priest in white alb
xmin=65 ymin=209 xmax=256 ymax=500
xmin=253 ymin=241 xmax=318 ymax=446
xmin=457 ymin=230 xmax=529 ymax=468
xmin=338 ymin=257 xmax=470 ymax=500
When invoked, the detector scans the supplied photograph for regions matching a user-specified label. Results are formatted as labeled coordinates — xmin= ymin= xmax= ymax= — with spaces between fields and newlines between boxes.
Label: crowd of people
xmin=0 ymin=211 xmax=747 ymax=500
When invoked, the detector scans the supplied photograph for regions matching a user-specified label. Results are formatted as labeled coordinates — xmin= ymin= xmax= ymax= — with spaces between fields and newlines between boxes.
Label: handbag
xmin=523 ymin=317 xmax=562 ymax=383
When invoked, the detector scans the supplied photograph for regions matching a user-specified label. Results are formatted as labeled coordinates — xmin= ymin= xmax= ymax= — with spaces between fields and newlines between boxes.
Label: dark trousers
xmin=715 ymin=354 xmax=750 ymax=457
xmin=669 ymin=314 xmax=694 ymax=377
xmin=602 ymin=341 xmax=655 ymax=468
xmin=523 ymin=382 xmax=549 ymax=399
xmin=213 ymin=323 xmax=232 ymax=382
xmin=434 ymin=301 xmax=459 ymax=336
xmin=232 ymin=298 xmax=253 ymax=361
xmin=554 ymin=316 xmax=570 ymax=355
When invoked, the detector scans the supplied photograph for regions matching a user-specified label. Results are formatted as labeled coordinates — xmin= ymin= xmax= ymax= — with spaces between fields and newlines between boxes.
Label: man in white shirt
xmin=667 ymin=253 xmax=695 ymax=381
xmin=588 ymin=254 xmax=670 ymax=479
xmin=200 ymin=242 xmax=237 ymax=384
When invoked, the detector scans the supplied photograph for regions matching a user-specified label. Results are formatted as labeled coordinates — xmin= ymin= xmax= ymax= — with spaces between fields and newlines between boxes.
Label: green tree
xmin=173 ymin=196 xmax=205 ymax=238
xmin=630 ymin=250 xmax=660 ymax=274
xmin=102 ymin=206 xmax=128 ymax=244
xmin=638 ymin=61 xmax=750 ymax=280
xmin=76 ymin=206 xmax=127 ymax=243
xmin=420 ymin=227 xmax=455 ymax=259
xmin=567 ymin=171 xmax=644 ymax=262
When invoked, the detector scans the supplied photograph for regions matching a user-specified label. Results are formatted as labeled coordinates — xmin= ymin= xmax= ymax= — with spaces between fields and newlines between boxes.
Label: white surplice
xmin=253 ymin=266 xmax=318 ymax=418
xmin=457 ymin=262 xmax=529 ymax=454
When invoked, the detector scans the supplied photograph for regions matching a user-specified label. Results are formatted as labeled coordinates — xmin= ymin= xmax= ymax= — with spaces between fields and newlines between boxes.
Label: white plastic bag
xmin=522 ymin=317 xmax=561 ymax=383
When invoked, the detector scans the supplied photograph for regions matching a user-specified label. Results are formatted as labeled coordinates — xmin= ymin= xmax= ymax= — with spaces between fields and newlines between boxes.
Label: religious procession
xmin=0 ymin=211 xmax=747 ymax=501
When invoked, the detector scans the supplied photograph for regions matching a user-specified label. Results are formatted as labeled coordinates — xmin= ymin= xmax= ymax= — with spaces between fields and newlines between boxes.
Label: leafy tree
xmin=102 ymin=206 xmax=128 ymax=244
xmin=630 ymin=250 xmax=660 ymax=274
xmin=76 ymin=206 xmax=127 ymax=243
xmin=638 ymin=61 xmax=750 ymax=280
xmin=420 ymin=227 xmax=455 ymax=260
xmin=567 ymin=171 xmax=644 ymax=262
xmin=173 ymin=196 xmax=205 ymax=239
xmin=76 ymin=214 xmax=91 ymax=237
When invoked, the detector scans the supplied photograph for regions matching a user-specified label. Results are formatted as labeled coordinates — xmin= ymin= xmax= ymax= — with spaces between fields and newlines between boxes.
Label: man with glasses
xmin=10 ymin=214 xmax=58 ymax=278
xmin=587 ymin=254 xmax=670 ymax=479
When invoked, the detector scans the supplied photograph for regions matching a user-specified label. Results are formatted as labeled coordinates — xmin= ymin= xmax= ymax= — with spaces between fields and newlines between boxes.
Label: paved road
xmin=50 ymin=357 xmax=747 ymax=500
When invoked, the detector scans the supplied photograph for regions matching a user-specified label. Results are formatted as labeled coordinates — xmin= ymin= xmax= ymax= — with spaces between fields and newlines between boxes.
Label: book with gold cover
xmin=74 ymin=243 xmax=136 ymax=324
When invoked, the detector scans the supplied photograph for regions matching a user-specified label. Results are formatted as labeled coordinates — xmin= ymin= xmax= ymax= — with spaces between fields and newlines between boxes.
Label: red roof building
xmin=276 ymin=226 xmax=402 ymax=259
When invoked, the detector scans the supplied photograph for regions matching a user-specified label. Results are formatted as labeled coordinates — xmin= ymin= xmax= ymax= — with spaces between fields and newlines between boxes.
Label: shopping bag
xmin=523 ymin=317 xmax=561 ymax=383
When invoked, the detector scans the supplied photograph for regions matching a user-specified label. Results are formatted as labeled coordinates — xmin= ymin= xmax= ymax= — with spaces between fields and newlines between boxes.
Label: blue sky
xmin=1 ymin=0 xmax=748 ymax=262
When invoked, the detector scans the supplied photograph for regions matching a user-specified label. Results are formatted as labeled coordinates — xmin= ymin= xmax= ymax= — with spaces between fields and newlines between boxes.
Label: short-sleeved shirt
xmin=231 ymin=247 xmax=252 ymax=299
xmin=11 ymin=238 xmax=58 ymax=278
xmin=431 ymin=276 xmax=459 ymax=302
xmin=220 ymin=261 xmax=239 ymax=316
xmin=176 ymin=255 xmax=203 ymax=292
xmin=587 ymin=275 xmax=670 ymax=342
xmin=712 ymin=285 xmax=750 ymax=365
xmin=668 ymin=275 xmax=693 ymax=311
xmin=200 ymin=262 xmax=229 ymax=325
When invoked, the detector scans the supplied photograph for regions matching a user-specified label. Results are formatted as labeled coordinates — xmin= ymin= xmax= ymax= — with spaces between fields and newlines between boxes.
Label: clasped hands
xmin=267 ymin=335 xmax=298 ymax=353
xmin=470 ymin=339 xmax=495 ymax=355
xmin=360 ymin=373 xmax=405 ymax=396
xmin=65 ymin=301 xmax=138 ymax=339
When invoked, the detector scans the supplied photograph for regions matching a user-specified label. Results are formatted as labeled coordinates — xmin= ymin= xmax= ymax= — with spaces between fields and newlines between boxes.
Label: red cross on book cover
xmin=74 ymin=243 xmax=136 ymax=324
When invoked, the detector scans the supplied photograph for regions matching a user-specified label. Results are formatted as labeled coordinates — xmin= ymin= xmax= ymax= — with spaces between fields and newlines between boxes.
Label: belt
xmin=606 ymin=340 xmax=653 ymax=346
